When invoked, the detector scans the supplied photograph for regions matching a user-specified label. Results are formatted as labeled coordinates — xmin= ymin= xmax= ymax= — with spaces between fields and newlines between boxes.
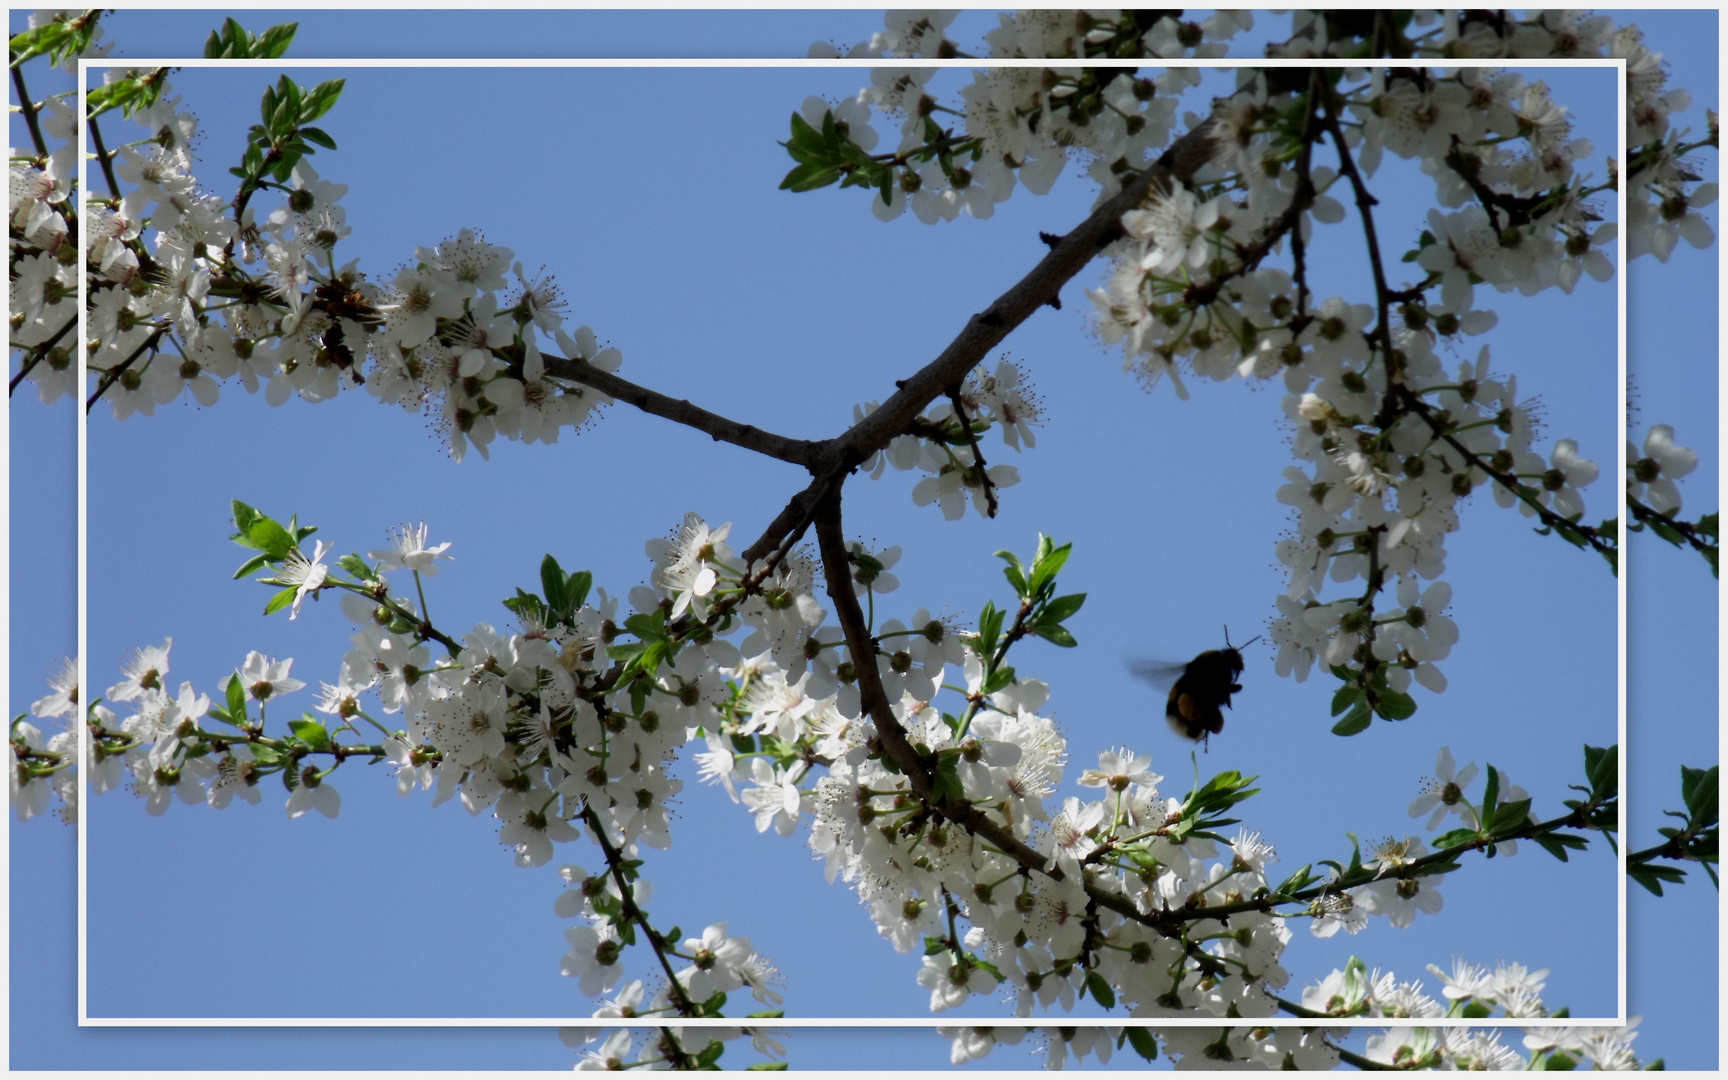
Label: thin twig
xmin=85 ymin=109 xmax=124 ymax=203
xmin=580 ymin=804 xmax=702 ymax=1024
xmin=946 ymin=386 xmax=998 ymax=517
xmin=541 ymin=353 xmax=820 ymax=468
xmin=1316 ymin=87 xmax=1398 ymax=377
xmin=85 ymin=325 xmax=168 ymax=411
xmin=8 ymin=315 xmax=77 ymax=397
xmin=11 ymin=60 xmax=50 ymax=160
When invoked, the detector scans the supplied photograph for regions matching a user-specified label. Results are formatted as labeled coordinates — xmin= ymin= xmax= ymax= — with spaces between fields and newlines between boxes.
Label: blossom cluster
xmin=31 ymin=512 xmax=1529 ymax=1029
xmin=8 ymin=9 xmax=1703 ymax=1058
xmin=816 ymin=10 xmax=1712 ymax=251
xmin=936 ymin=1009 xmax=1642 ymax=1071
xmin=7 ymin=12 xmax=83 ymax=404
xmin=791 ymin=9 xmax=1715 ymax=724
xmin=852 ymin=358 xmax=1041 ymax=520
xmin=46 ymin=56 xmax=621 ymax=461
xmin=935 ymin=948 xmax=1639 ymax=1068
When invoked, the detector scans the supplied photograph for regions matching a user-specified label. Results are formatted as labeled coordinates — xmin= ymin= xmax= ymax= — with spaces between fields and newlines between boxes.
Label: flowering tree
xmin=9 ymin=8 xmax=1720 ymax=1071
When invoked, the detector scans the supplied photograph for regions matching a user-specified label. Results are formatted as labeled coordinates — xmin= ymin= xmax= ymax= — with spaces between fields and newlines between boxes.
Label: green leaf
xmin=1583 ymin=744 xmax=1617 ymax=799
xmin=1488 ymin=797 xmax=1533 ymax=835
xmin=1084 ymin=970 xmax=1116 ymax=1009
xmin=288 ymin=718 xmax=330 ymax=751
xmin=1027 ymin=536 xmax=1072 ymax=596
xmin=1681 ymin=764 xmax=1718 ymax=826
xmin=1432 ymin=827 xmax=1477 ymax=850
xmin=995 ymin=548 xmax=1028 ymax=597
xmin=624 ymin=610 xmax=668 ymax=643
xmin=502 ymin=588 xmax=548 ymax=626
xmin=262 ymin=586 xmax=299 ymax=616
xmin=1374 ymin=687 xmax=1417 ymax=721
xmin=1481 ymin=764 xmax=1501 ymax=819
xmin=299 ymin=125 xmax=337 ymax=150
xmin=337 ymin=553 xmax=371 ymax=579
xmin=1041 ymin=592 xmax=1086 ymax=623
xmin=1030 ymin=622 xmax=1077 ymax=648
xmin=1124 ymin=1027 xmax=1158 ymax=1062
xmin=932 ymin=754 xmax=965 ymax=804
xmin=1331 ymin=703 xmax=1371 ymax=736
xmin=224 ymin=673 xmax=248 ymax=726
xmin=232 ymin=500 xmax=262 ymax=535
xmin=1344 ymin=835 xmax=1365 ymax=878
xmin=980 ymin=664 xmax=1016 ymax=695
xmin=232 ymin=552 xmax=269 ymax=580
xmin=1532 ymin=832 xmax=1589 ymax=862
xmin=744 ymin=1065 xmax=789 ymax=1072
xmin=540 ymin=554 xmax=569 ymax=615
xmin=565 ymin=570 xmax=593 ymax=614
xmin=1330 ymin=682 xmax=1360 ymax=717
xmin=976 ymin=599 xmax=1002 ymax=656
xmin=255 ymin=22 xmax=298 ymax=58
xmin=204 ymin=17 xmax=250 ymax=57
xmin=779 ymin=161 xmax=844 ymax=192
xmin=786 ymin=110 xmax=821 ymax=150
xmin=1628 ymin=863 xmax=1686 ymax=896
xmin=1272 ymin=863 xmax=1314 ymax=895
xmin=243 ymin=517 xmax=295 ymax=559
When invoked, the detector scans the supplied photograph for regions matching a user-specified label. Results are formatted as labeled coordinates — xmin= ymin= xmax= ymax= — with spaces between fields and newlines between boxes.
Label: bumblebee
xmin=1129 ymin=629 xmax=1260 ymax=748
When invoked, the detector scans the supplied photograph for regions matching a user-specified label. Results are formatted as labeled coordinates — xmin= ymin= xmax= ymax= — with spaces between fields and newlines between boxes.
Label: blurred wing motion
xmin=1126 ymin=659 xmax=1186 ymax=691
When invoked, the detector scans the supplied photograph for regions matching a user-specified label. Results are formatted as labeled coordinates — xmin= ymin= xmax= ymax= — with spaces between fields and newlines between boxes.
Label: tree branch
xmin=541 ymin=353 xmax=821 ymax=468
xmin=814 ymin=119 xmax=1223 ymax=476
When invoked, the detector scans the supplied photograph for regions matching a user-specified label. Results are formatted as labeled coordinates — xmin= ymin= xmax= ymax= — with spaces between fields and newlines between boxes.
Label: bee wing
xmin=1127 ymin=659 xmax=1187 ymax=691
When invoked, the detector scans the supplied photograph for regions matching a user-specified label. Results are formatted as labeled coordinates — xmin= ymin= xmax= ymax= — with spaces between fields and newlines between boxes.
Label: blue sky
xmin=9 ymin=8 xmax=1718 ymax=1072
